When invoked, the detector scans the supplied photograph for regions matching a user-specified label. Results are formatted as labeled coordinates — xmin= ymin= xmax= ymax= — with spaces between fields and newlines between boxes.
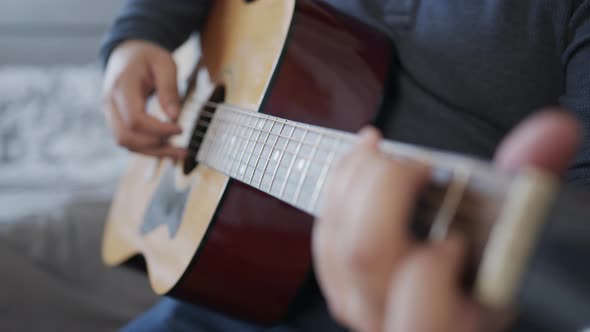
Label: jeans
xmin=121 ymin=296 xmax=346 ymax=332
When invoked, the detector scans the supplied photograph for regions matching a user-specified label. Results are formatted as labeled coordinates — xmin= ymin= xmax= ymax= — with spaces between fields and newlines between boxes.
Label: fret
xmin=215 ymin=118 xmax=229 ymax=168
xmin=237 ymin=115 xmax=255 ymax=180
xmin=226 ymin=118 xmax=242 ymax=175
xmin=294 ymin=132 xmax=322 ymax=208
xmin=213 ymin=115 xmax=225 ymax=172
xmin=257 ymin=121 xmax=281 ymax=190
xmin=230 ymin=114 xmax=248 ymax=177
xmin=205 ymin=110 xmax=348 ymax=156
xmin=242 ymin=117 xmax=264 ymax=184
xmin=218 ymin=112 xmax=237 ymax=174
xmin=215 ymin=121 xmax=227 ymax=168
xmin=238 ymin=118 xmax=256 ymax=182
xmin=206 ymin=124 xmax=219 ymax=164
xmin=197 ymin=110 xmax=357 ymax=213
xmin=211 ymin=116 xmax=225 ymax=166
xmin=248 ymin=118 xmax=269 ymax=187
xmin=309 ymin=136 xmax=342 ymax=215
xmin=216 ymin=152 xmax=313 ymax=195
xmin=269 ymin=124 xmax=294 ymax=195
xmin=219 ymin=150 xmax=323 ymax=198
xmin=280 ymin=127 xmax=308 ymax=203
xmin=216 ymin=117 xmax=230 ymax=173
xmin=199 ymin=114 xmax=344 ymax=206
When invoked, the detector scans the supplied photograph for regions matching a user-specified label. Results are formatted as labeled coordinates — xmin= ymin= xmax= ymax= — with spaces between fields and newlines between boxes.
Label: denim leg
xmin=121 ymin=295 xmax=346 ymax=332
xmin=121 ymin=297 xmax=263 ymax=332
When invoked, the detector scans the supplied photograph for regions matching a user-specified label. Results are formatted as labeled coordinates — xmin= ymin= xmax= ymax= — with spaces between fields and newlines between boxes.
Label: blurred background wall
xmin=0 ymin=1 xmax=159 ymax=330
xmin=0 ymin=0 xmax=127 ymax=220
xmin=1 ymin=0 xmax=122 ymax=65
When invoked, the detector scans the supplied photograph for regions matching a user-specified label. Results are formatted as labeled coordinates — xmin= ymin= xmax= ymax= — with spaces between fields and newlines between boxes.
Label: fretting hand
xmin=313 ymin=110 xmax=580 ymax=332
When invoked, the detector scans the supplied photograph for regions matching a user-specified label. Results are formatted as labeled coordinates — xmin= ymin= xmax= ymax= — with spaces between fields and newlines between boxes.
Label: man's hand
xmin=102 ymin=40 xmax=186 ymax=159
xmin=313 ymin=110 xmax=580 ymax=332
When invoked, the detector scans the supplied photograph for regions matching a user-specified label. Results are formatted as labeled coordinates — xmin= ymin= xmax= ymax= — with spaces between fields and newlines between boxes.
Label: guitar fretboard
xmin=197 ymin=106 xmax=354 ymax=215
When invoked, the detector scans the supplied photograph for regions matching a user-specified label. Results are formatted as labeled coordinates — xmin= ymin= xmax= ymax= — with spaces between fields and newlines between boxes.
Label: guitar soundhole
xmin=183 ymin=86 xmax=226 ymax=175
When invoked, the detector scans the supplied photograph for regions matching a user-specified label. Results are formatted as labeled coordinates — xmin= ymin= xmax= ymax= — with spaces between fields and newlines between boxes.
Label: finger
xmin=312 ymin=218 xmax=349 ymax=322
xmin=152 ymin=55 xmax=181 ymax=121
xmin=314 ymin=126 xmax=385 ymax=325
xmin=107 ymin=98 xmax=185 ymax=159
xmin=494 ymin=109 xmax=580 ymax=174
xmin=313 ymin=127 xmax=381 ymax=322
xmin=318 ymin=126 xmax=382 ymax=223
xmin=104 ymin=99 xmax=168 ymax=150
xmin=142 ymin=145 xmax=187 ymax=160
xmin=356 ymin=126 xmax=382 ymax=148
xmin=316 ymin=126 xmax=429 ymax=331
xmin=386 ymin=235 xmax=480 ymax=332
xmin=343 ymin=156 xmax=428 ymax=331
xmin=113 ymin=79 xmax=182 ymax=137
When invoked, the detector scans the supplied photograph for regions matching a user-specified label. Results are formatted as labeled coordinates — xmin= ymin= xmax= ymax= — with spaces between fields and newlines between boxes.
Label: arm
xmin=100 ymin=0 xmax=213 ymax=66
xmin=561 ymin=0 xmax=590 ymax=187
xmin=505 ymin=6 xmax=590 ymax=330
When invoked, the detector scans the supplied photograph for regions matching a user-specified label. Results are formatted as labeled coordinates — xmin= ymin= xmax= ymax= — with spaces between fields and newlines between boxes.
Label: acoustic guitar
xmin=102 ymin=0 xmax=590 ymax=329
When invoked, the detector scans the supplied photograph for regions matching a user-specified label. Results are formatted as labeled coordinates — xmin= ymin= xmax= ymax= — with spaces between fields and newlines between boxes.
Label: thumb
xmin=494 ymin=109 xmax=581 ymax=175
xmin=152 ymin=54 xmax=181 ymax=121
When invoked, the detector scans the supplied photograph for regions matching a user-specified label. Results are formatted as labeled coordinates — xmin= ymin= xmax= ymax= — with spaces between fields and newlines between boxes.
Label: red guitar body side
xmin=171 ymin=1 xmax=393 ymax=324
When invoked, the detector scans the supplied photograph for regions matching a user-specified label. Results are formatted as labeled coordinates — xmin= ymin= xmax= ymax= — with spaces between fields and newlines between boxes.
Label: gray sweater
xmin=101 ymin=0 xmax=590 ymax=187
xmin=101 ymin=1 xmax=590 ymax=331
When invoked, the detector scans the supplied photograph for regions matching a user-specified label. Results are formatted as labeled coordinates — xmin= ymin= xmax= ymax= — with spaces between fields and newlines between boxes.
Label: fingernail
xmin=177 ymin=150 xmax=187 ymax=159
xmin=171 ymin=124 xmax=182 ymax=133
xmin=356 ymin=126 xmax=380 ymax=146
xmin=358 ymin=126 xmax=377 ymax=138
xmin=167 ymin=104 xmax=180 ymax=120
xmin=441 ymin=233 xmax=465 ymax=261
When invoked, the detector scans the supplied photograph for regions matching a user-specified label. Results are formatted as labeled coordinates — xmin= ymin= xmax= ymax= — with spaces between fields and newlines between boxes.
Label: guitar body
xmin=103 ymin=0 xmax=392 ymax=324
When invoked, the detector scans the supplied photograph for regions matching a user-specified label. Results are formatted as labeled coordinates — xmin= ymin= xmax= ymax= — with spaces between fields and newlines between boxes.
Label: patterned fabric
xmin=0 ymin=64 xmax=126 ymax=220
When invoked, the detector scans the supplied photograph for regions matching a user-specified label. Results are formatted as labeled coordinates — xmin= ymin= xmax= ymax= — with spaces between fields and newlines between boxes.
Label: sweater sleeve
xmin=100 ymin=0 xmax=213 ymax=66
xmin=561 ymin=0 xmax=590 ymax=188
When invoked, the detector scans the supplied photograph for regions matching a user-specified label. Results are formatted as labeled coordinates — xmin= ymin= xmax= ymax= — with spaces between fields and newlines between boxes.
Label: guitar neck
xmin=196 ymin=104 xmax=512 ymax=221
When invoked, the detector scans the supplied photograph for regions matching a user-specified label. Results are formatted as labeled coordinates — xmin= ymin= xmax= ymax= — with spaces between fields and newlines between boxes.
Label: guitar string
xmin=184 ymin=99 xmax=499 ymax=178
xmin=183 ymin=111 xmax=331 ymax=175
xmin=183 ymin=102 xmax=353 ymax=208
xmin=192 ymin=118 xmax=349 ymax=182
xmin=183 ymin=103 xmax=432 ymax=209
xmin=182 ymin=100 xmax=358 ymax=146
xmin=190 ymin=119 xmax=347 ymax=158
xmin=177 ymin=99 xmax=477 ymax=223
xmin=195 ymin=115 xmax=457 ymax=217
xmin=187 ymin=101 xmax=459 ymax=179
xmin=199 ymin=122 xmax=450 ymax=219
xmin=182 ymin=100 xmax=452 ymax=173
xmin=190 ymin=104 xmax=486 ymax=210
xmin=179 ymin=99 xmax=474 ymax=188
xmin=187 ymin=110 xmax=353 ymax=157
xmin=195 ymin=119 xmax=456 ymax=219
xmin=200 ymin=138 xmax=454 ymax=216
xmin=187 ymin=116 xmax=351 ymax=177
xmin=198 ymin=117 xmax=336 ymax=200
